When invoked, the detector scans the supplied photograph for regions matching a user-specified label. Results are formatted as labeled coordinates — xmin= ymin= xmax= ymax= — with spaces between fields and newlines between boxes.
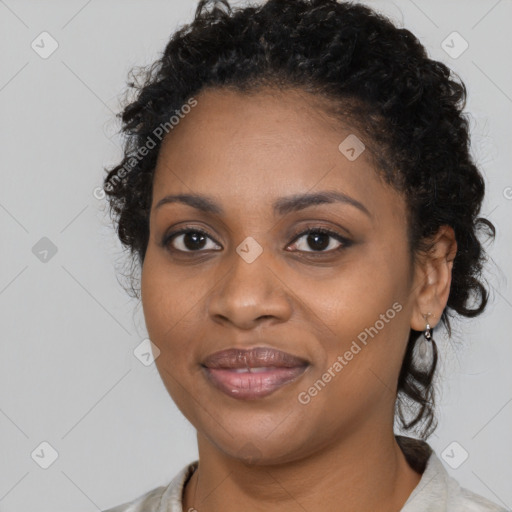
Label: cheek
xmin=290 ymin=250 xmax=402 ymax=337
xmin=141 ymin=253 xmax=206 ymax=420
xmin=289 ymin=253 xmax=408 ymax=391
xmin=141 ymin=250 xmax=206 ymax=347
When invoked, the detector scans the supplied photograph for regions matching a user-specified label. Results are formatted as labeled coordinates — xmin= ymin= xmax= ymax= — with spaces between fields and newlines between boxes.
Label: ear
xmin=410 ymin=225 xmax=457 ymax=331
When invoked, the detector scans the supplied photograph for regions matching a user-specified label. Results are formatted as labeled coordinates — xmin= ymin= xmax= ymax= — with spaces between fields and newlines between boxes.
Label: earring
xmin=414 ymin=313 xmax=435 ymax=367
xmin=418 ymin=322 xmax=432 ymax=359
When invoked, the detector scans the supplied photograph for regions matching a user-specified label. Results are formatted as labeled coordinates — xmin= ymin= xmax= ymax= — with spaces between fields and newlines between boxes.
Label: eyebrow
xmin=154 ymin=190 xmax=372 ymax=218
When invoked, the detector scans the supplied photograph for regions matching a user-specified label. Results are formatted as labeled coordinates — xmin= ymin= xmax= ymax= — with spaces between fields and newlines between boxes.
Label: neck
xmin=183 ymin=426 xmax=423 ymax=512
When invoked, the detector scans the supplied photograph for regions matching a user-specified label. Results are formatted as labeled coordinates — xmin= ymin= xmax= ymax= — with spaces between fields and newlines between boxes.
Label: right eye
xmin=163 ymin=228 xmax=222 ymax=253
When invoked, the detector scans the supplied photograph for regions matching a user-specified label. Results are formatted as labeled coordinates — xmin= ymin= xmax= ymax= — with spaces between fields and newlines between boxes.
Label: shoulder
xmin=102 ymin=460 xmax=198 ymax=512
xmin=101 ymin=484 xmax=167 ymax=512
xmin=397 ymin=436 xmax=509 ymax=512
xmin=445 ymin=473 xmax=509 ymax=512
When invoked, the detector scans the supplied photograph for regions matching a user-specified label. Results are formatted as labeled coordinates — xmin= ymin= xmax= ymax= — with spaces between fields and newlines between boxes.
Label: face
xmin=141 ymin=87 xmax=420 ymax=464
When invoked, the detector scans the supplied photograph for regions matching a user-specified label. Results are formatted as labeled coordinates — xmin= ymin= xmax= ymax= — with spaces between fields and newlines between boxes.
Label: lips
xmin=201 ymin=346 xmax=310 ymax=400
xmin=202 ymin=346 xmax=309 ymax=370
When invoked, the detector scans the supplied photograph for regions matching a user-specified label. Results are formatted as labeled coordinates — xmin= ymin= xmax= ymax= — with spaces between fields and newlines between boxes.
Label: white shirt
xmin=103 ymin=436 xmax=509 ymax=512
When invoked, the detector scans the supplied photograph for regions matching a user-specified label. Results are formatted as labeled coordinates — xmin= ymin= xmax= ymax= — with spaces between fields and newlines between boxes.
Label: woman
xmin=101 ymin=0 xmax=506 ymax=510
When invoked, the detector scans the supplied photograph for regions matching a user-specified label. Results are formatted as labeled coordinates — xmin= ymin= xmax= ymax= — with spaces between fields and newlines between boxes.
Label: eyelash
xmin=162 ymin=226 xmax=352 ymax=256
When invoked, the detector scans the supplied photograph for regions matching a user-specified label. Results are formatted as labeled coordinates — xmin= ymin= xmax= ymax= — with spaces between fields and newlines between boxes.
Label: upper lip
xmin=202 ymin=346 xmax=310 ymax=369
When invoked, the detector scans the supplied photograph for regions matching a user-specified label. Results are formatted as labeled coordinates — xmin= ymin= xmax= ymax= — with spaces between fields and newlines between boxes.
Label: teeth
xmin=230 ymin=367 xmax=273 ymax=373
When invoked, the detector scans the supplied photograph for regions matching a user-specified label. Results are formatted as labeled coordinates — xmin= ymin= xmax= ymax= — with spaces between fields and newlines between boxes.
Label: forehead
xmin=152 ymin=87 xmax=405 ymax=223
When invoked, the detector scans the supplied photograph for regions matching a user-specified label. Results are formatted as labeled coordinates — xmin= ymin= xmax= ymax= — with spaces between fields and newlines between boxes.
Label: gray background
xmin=1 ymin=0 xmax=511 ymax=510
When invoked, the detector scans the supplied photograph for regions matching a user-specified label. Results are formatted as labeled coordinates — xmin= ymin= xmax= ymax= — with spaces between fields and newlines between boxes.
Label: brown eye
xmin=288 ymin=228 xmax=351 ymax=253
xmin=163 ymin=228 xmax=221 ymax=253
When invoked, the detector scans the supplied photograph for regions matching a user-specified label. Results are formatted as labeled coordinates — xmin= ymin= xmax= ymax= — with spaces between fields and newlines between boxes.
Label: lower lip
xmin=202 ymin=366 xmax=309 ymax=400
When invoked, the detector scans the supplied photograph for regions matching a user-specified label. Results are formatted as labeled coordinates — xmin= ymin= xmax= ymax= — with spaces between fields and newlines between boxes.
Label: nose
xmin=207 ymin=249 xmax=293 ymax=330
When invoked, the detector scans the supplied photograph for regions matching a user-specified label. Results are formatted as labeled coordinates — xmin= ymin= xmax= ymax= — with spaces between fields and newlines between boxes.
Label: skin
xmin=140 ymin=86 xmax=457 ymax=512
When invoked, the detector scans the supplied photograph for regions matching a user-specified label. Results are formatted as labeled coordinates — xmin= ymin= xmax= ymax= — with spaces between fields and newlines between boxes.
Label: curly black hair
xmin=102 ymin=0 xmax=496 ymax=439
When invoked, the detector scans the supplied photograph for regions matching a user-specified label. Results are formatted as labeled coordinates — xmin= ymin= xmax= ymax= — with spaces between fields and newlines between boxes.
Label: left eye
xmin=288 ymin=228 xmax=350 ymax=253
